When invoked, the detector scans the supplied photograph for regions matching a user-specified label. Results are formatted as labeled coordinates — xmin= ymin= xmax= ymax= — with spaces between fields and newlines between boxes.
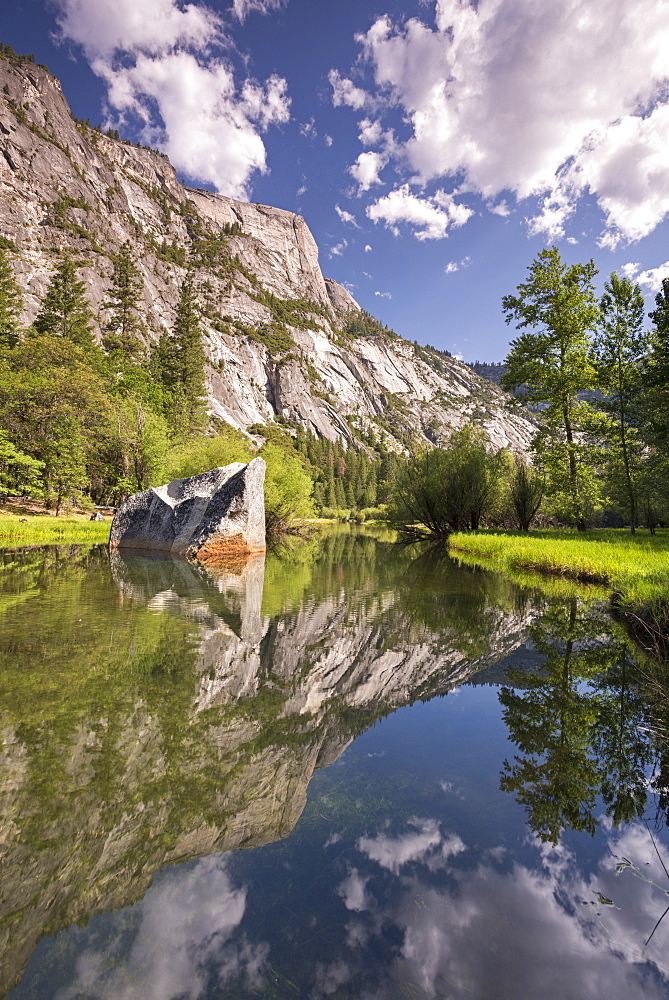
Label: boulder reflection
xmin=0 ymin=535 xmax=531 ymax=994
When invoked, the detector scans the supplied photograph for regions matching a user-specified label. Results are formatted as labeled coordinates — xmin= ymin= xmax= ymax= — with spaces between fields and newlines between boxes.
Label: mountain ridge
xmin=0 ymin=51 xmax=534 ymax=453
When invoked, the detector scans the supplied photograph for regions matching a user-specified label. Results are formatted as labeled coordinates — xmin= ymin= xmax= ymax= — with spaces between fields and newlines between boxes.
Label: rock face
xmin=109 ymin=458 xmax=266 ymax=559
xmin=0 ymin=53 xmax=536 ymax=453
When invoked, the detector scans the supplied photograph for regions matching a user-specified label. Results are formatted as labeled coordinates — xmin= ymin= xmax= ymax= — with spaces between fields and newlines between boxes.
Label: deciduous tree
xmin=502 ymin=247 xmax=601 ymax=530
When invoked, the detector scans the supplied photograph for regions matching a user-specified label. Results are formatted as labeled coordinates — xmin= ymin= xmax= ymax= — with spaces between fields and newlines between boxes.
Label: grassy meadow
xmin=449 ymin=528 xmax=669 ymax=605
xmin=0 ymin=515 xmax=112 ymax=547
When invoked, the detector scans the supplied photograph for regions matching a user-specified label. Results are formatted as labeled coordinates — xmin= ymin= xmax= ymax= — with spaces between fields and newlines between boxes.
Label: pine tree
xmin=34 ymin=257 xmax=96 ymax=354
xmin=103 ymin=242 xmax=145 ymax=359
xmin=172 ymin=269 xmax=207 ymax=435
xmin=0 ymin=247 xmax=22 ymax=349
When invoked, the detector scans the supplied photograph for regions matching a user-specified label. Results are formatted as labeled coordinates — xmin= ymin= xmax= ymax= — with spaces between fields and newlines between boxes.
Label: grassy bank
xmin=0 ymin=516 xmax=112 ymax=547
xmin=449 ymin=528 xmax=669 ymax=604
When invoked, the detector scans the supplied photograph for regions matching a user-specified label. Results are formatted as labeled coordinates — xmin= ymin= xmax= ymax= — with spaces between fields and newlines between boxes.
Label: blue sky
xmin=3 ymin=0 xmax=669 ymax=362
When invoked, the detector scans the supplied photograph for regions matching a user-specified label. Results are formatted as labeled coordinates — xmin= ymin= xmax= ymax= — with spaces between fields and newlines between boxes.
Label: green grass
xmin=0 ymin=516 xmax=112 ymax=546
xmin=449 ymin=528 xmax=669 ymax=604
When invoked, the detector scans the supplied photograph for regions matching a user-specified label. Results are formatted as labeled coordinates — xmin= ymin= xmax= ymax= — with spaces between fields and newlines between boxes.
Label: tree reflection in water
xmin=499 ymin=595 xmax=665 ymax=843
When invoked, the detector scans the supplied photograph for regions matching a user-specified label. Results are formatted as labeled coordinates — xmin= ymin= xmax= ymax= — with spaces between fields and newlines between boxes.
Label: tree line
xmin=0 ymin=244 xmax=397 ymax=522
xmin=391 ymin=246 xmax=669 ymax=537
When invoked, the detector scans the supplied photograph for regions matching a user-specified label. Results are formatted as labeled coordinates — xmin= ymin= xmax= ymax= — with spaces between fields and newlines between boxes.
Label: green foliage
xmin=163 ymin=427 xmax=252 ymax=481
xmin=387 ymin=426 xmax=506 ymax=537
xmin=262 ymin=442 xmax=316 ymax=530
xmin=0 ymin=429 xmax=44 ymax=496
xmin=508 ymin=456 xmax=544 ymax=531
xmin=594 ymin=273 xmax=648 ymax=532
xmin=502 ymin=246 xmax=601 ymax=530
xmin=102 ymin=242 xmax=146 ymax=359
xmin=644 ymin=276 xmax=669 ymax=457
xmin=342 ymin=309 xmax=395 ymax=341
xmin=0 ymin=247 xmax=22 ymax=349
xmin=152 ymin=270 xmax=208 ymax=436
xmin=33 ymin=257 xmax=97 ymax=356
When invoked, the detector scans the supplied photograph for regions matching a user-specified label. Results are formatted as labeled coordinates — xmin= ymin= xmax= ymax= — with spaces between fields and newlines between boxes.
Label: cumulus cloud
xmin=350 ymin=151 xmax=387 ymax=192
xmin=54 ymin=0 xmax=290 ymax=199
xmin=358 ymin=818 xmax=465 ymax=874
xmin=367 ymin=184 xmax=472 ymax=239
xmin=328 ymin=69 xmax=369 ymax=110
xmin=333 ymin=0 xmax=669 ymax=244
xmin=620 ymin=260 xmax=669 ymax=292
xmin=53 ymin=857 xmax=268 ymax=1000
xmin=337 ymin=868 xmax=372 ymax=912
xmin=364 ymin=244 xmax=372 ymax=252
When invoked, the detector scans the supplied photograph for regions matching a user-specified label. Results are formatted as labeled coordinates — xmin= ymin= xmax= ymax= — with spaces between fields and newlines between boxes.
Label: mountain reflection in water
xmin=1 ymin=528 xmax=668 ymax=999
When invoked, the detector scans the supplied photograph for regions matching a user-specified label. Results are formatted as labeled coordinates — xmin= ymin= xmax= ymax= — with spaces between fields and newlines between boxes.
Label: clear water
xmin=1 ymin=528 xmax=669 ymax=999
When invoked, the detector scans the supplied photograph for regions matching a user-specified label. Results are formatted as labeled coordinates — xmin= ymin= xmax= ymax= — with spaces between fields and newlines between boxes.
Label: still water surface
xmin=1 ymin=528 xmax=669 ymax=999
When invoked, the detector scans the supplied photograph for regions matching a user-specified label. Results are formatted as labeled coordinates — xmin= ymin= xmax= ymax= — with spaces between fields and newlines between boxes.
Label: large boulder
xmin=109 ymin=458 xmax=266 ymax=561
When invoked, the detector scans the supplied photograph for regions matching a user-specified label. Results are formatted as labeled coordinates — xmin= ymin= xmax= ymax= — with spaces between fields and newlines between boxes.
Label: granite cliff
xmin=0 ymin=53 xmax=534 ymax=452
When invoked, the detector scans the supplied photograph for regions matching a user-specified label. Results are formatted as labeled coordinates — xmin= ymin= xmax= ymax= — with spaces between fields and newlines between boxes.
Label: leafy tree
xmin=0 ymin=429 xmax=43 ymax=496
xmin=644 ymin=276 xmax=669 ymax=457
xmin=500 ymin=599 xmax=608 ymax=843
xmin=33 ymin=257 xmax=96 ymax=355
xmin=594 ymin=273 xmax=647 ymax=532
xmin=102 ymin=242 xmax=146 ymax=359
xmin=0 ymin=335 xmax=111 ymax=507
xmin=502 ymin=247 xmax=600 ymax=530
xmin=508 ymin=456 xmax=544 ymax=531
xmin=388 ymin=427 xmax=505 ymax=537
xmin=0 ymin=247 xmax=22 ymax=349
xmin=262 ymin=442 xmax=316 ymax=536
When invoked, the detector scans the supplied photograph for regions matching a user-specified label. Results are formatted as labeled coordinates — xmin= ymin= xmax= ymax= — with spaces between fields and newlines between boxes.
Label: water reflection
xmin=500 ymin=596 xmax=659 ymax=843
xmin=2 ymin=533 xmax=669 ymax=998
xmin=0 ymin=535 xmax=532 ymax=994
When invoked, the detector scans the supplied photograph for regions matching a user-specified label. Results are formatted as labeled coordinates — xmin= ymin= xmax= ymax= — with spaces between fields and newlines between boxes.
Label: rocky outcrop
xmin=109 ymin=459 xmax=266 ymax=559
xmin=0 ymin=54 xmax=536 ymax=453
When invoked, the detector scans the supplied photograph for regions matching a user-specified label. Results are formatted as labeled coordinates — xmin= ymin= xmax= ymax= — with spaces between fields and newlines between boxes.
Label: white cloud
xmin=367 ymin=184 xmax=472 ymax=239
xmin=337 ymin=0 xmax=669 ymax=245
xmin=374 ymin=290 xmax=392 ymax=299
xmin=232 ymin=0 xmax=286 ymax=21
xmin=489 ymin=200 xmax=510 ymax=217
xmin=328 ymin=69 xmax=369 ymax=110
xmin=300 ymin=117 xmax=317 ymax=139
xmin=620 ymin=260 xmax=669 ymax=292
xmin=358 ymin=818 xmax=465 ymax=874
xmin=52 ymin=857 xmax=268 ymax=1000
xmin=55 ymin=0 xmax=290 ymax=199
xmin=335 ymin=204 xmax=360 ymax=227
xmin=445 ymin=255 xmax=471 ymax=274
xmin=364 ymin=244 xmax=372 ymax=252
xmin=329 ymin=239 xmax=349 ymax=257
xmin=350 ymin=151 xmax=387 ymax=192
xmin=337 ymin=868 xmax=372 ymax=912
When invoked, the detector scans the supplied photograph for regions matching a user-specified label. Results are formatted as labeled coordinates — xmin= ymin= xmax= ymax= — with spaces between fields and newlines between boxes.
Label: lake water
xmin=1 ymin=527 xmax=669 ymax=999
